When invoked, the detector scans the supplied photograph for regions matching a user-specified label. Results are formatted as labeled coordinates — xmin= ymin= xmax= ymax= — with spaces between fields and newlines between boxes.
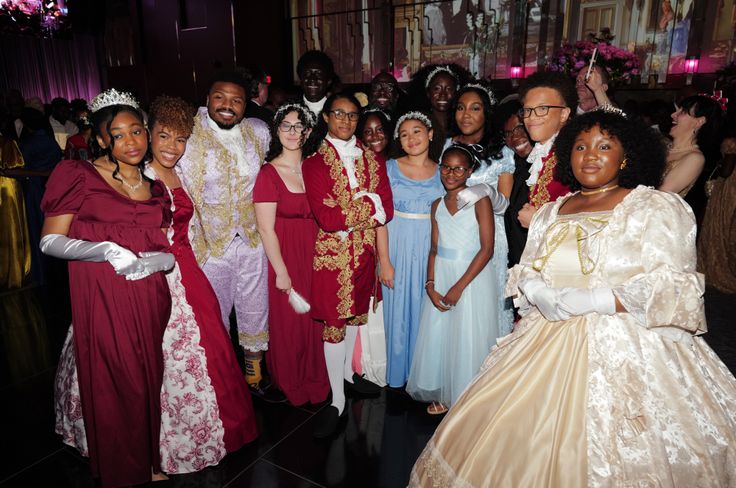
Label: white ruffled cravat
xmin=525 ymin=134 xmax=557 ymax=188
xmin=326 ymin=134 xmax=363 ymax=189
xmin=206 ymin=112 xmax=248 ymax=173
xmin=304 ymin=96 xmax=327 ymax=118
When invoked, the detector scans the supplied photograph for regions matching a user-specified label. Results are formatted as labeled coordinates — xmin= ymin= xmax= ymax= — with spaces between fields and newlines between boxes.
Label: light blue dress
xmin=382 ymin=159 xmax=445 ymax=387
xmin=406 ymin=198 xmax=498 ymax=406
xmin=442 ymin=139 xmax=515 ymax=336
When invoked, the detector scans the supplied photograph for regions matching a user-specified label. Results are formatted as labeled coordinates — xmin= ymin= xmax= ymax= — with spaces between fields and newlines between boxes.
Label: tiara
xmin=363 ymin=107 xmax=391 ymax=121
xmin=441 ymin=142 xmax=484 ymax=167
xmin=697 ymin=90 xmax=729 ymax=112
xmin=89 ymin=89 xmax=139 ymax=113
xmin=424 ymin=65 xmax=458 ymax=88
xmin=463 ymin=83 xmax=497 ymax=106
xmin=275 ymin=102 xmax=317 ymax=127
xmin=393 ymin=111 xmax=433 ymax=139
xmin=594 ymin=103 xmax=627 ymax=117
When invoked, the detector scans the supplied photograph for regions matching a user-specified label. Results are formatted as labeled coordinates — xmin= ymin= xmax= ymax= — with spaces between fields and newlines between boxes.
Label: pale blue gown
xmin=382 ymin=159 xmax=445 ymax=387
xmin=442 ymin=139 xmax=515 ymax=336
xmin=406 ymin=198 xmax=497 ymax=406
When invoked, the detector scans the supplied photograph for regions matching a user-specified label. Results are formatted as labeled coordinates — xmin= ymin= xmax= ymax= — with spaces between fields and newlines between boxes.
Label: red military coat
xmin=303 ymin=139 xmax=393 ymax=325
xmin=528 ymin=146 xmax=570 ymax=208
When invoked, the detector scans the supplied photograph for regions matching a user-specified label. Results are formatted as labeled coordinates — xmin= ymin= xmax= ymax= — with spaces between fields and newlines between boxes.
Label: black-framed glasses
xmin=329 ymin=109 xmax=360 ymax=121
xmin=518 ymin=105 xmax=566 ymax=118
xmin=439 ymin=164 xmax=471 ymax=177
xmin=278 ymin=122 xmax=306 ymax=133
xmin=503 ymin=124 xmax=527 ymax=138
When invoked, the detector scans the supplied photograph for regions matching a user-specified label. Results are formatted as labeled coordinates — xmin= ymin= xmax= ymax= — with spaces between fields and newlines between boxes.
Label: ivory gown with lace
xmin=410 ymin=186 xmax=736 ymax=487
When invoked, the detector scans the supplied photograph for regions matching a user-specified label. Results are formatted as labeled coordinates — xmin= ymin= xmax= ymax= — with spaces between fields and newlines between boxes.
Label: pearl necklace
xmin=580 ymin=184 xmax=618 ymax=196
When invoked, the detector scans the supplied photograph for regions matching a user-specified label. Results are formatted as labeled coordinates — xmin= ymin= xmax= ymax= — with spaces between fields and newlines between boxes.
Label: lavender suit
xmin=177 ymin=108 xmax=270 ymax=352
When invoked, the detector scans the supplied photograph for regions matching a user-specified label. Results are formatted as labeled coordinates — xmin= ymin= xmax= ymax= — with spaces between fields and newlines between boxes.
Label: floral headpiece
xmin=90 ymin=89 xmax=139 ymax=113
xmin=393 ymin=111 xmax=433 ymax=139
xmin=424 ymin=65 xmax=458 ymax=89
xmin=363 ymin=107 xmax=391 ymax=122
xmin=275 ymin=102 xmax=317 ymax=127
xmin=463 ymin=83 xmax=497 ymax=106
xmin=697 ymin=90 xmax=729 ymax=112
xmin=593 ymin=103 xmax=627 ymax=118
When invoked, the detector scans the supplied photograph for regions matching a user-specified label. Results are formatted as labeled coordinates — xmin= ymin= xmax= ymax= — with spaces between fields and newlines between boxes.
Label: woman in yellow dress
xmin=0 ymin=134 xmax=31 ymax=289
xmin=410 ymin=109 xmax=736 ymax=487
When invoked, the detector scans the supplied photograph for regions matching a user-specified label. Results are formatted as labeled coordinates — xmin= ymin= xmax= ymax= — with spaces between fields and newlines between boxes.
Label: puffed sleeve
xmin=303 ymin=149 xmax=379 ymax=233
xmin=505 ymin=200 xmax=559 ymax=315
xmin=496 ymin=146 xmax=516 ymax=175
xmin=0 ymin=138 xmax=24 ymax=169
xmin=252 ymin=164 xmax=279 ymax=203
xmin=41 ymin=160 xmax=87 ymax=217
xmin=612 ymin=191 xmax=706 ymax=334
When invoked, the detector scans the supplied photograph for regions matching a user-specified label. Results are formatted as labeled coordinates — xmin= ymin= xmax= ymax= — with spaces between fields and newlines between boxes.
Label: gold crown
xmin=90 ymin=89 xmax=139 ymax=113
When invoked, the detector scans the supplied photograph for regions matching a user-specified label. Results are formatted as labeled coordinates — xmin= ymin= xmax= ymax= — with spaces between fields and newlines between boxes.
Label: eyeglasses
xmin=503 ymin=124 xmax=526 ymax=138
xmin=278 ymin=122 xmax=306 ymax=133
xmin=439 ymin=164 xmax=471 ymax=177
xmin=518 ymin=105 xmax=566 ymax=118
xmin=329 ymin=109 xmax=360 ymax=121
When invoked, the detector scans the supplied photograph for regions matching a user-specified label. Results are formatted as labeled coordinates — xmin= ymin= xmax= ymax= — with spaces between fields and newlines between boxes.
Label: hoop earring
xmin=620 ymin=158 xmax=628 ymax=170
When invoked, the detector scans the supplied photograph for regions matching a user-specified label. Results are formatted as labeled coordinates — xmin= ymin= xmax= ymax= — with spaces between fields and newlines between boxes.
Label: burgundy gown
xmin=253 ymin=163 xmax=329 ymax=405
xmin=41 ymin=160 xmax=171 ymax=487
xmin=165 ymin=186 xmax=258 ymax=453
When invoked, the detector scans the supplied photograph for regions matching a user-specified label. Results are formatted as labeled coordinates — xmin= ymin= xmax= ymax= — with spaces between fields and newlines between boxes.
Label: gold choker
xmin=580 ymin=185 xmax=619 ymax=196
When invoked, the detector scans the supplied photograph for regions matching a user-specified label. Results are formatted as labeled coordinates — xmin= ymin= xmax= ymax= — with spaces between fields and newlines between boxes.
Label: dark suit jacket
xmin=504 ymin=153 xmax=531 ymax=267
xmin=245 ymin=101 xmax=274 ymax=126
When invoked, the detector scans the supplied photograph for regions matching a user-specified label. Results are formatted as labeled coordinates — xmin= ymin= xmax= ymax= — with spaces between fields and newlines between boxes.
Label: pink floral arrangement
xmin=546 ymin=36 xmax=640 ymax=85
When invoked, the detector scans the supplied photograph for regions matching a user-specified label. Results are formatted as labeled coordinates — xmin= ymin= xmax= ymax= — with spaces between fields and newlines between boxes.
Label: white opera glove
xmin=40 ymin=233 xmax=144 ymax=276
xmin=558 ymin=288 xmax=616 ymax=317
xmin=457 ymin=183 xmax=509 ymax=214
xmin=519 ymin=278 xmax=571 ymax=322
xmin=125 ymin=251 xmax=176 ymax=281
xmin=353 ymin=190 xmax=386 ymax=225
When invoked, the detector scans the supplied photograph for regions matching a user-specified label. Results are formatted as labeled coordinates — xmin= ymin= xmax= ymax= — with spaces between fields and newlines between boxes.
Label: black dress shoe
xmin=249 ymin=381 xmax=288 ymax=403
xmin=344 ymin=373 xmax=382 ymax=396
xmin=313 ymin=405 xmax=347 ymax=438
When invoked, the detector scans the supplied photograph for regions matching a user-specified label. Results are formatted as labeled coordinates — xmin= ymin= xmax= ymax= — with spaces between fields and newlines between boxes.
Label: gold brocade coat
xmin=302 ymin=140 xmax=393 ymax=323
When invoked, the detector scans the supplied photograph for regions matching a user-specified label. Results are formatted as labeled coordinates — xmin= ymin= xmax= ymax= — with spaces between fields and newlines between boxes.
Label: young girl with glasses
xmin=253 ymin=103 xmax=330 ymax=407
xmin=406 ymin=143 xmax=496 ymax=415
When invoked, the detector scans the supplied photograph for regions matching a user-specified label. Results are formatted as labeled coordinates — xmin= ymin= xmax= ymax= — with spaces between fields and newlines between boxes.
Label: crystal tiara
xmin=89 ymin=89 xmax=140 ymax=113
xmin=393 ymin=111 xmax=433 ymax=139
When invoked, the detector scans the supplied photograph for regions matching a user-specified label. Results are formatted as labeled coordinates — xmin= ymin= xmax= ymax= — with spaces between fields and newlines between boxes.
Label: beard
xmin=208 ymin=108 xmax=242 ymax=130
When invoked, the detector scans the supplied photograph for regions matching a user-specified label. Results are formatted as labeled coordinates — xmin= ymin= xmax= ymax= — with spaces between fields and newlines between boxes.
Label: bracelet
xmin=424 ymin=279 xmax=434 ymax=289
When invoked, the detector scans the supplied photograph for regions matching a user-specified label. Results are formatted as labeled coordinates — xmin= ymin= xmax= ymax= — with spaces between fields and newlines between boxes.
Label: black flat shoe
xmin=313 ymin=405 xmax=347 ymax=438
xmin=249 ymin=381 xmax=288 ymax=404
xmin=344 ymin=373 xmax=382 ymax=396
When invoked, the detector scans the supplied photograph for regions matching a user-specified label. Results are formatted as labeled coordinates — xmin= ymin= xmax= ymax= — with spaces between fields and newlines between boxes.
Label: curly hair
xmin=148 ymin=95 xmax=195 ymax=138
xmin=265 ymin=102 xmax=320 ymax=161
xmin=357 ymin=109 xmax=394 ymax=157
xmin=208 ymin=68 xmax=250 ymax=94
xmin=554 ymin=111 xmax=666 ymax=190
xmin=519 ymin=70 xmax=578 ymax=111
xmin=447 ymin=84 xmax=503 ymax=159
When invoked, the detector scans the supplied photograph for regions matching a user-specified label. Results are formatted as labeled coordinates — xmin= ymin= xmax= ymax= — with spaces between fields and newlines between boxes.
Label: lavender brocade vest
xmin=176 ymin=108 xmax=270 ymax=265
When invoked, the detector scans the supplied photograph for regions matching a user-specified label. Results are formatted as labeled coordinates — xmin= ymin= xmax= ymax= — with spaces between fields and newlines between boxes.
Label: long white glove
xmin=40 ymin=233 xmax=144 ymax=276
xmin=457 ymin=183 xmax=509 ymax=215
xmin=124 ymin=251 xmax=176 ymax=281
xmin=353 ymin=190 xmax=387 ymax=225
xmin=558 ymin=288 xmax=616 ymax=316
xmin=519 ymin=278 xmax=571 ymax=322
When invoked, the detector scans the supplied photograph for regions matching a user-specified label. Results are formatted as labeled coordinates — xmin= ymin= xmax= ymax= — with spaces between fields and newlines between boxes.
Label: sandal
xmin=427 ymin=401 xmax=448 ymax=415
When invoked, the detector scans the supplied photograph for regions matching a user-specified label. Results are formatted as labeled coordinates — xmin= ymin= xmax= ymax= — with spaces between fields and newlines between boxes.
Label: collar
xmin=304 ymin=96 xmax=327 ymax=117
xmin=205 ymin=110 xmax=244 ymax=143
xmin=525 ymin=134 xmax=557 ymax=187
xmin=326 ymin=134 xmax=362 ymax=159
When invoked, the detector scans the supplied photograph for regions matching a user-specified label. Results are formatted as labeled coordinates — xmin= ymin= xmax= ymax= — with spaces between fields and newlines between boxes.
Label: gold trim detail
xmin=529 ymin=150 xmax=556 ymax=209
xmin=322 ymin=324 xmax=346 ymax=343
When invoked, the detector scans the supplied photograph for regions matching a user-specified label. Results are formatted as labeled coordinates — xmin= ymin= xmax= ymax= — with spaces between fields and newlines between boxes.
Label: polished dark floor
xmin=0 ymin=279 xmax=440 ymax=488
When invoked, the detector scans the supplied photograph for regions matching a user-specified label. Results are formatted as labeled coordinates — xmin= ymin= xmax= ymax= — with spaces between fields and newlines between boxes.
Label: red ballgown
xmin=41 ymin=160 xmax=171 ymax=487
xmin=252 ymin=163 xmax=329 ymax=405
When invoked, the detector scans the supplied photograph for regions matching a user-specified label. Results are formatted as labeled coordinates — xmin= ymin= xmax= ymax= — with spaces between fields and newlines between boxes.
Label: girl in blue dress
xmin=406 ymin=143 xmax=496 ymax=414
xmin=376 ymin=111 xmax=445 ymax=388
xmin=444 ymin=83 xmax=515 ymax=336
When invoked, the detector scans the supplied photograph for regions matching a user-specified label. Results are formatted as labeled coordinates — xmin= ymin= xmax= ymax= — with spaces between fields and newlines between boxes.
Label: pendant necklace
xmin=120 ymin=168 xmax=144 ymax=192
